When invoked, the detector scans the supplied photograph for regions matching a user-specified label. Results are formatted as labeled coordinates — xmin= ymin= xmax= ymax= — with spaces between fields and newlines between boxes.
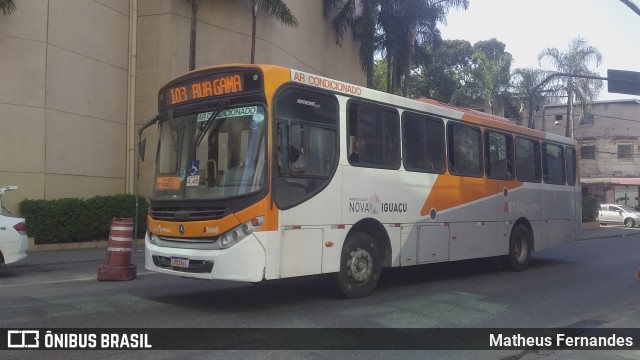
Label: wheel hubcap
xmin=515 ymin=235 xmax=527 ymax=263
xmin=347 ymin=248 xmax=372 ymax=283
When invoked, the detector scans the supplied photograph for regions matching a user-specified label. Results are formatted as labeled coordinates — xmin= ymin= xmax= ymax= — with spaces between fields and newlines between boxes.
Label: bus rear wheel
xmin=501 ymin=224 xmax=531 ymax=272
xmin=335 ymin=232 xmax=381 ymax=298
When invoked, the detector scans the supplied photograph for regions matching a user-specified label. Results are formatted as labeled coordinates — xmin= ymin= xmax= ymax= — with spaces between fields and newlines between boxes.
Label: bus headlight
xmin=148 ymin=231 xmax=157 ymax=244
xmin=218 ymin=220 xmax=256 ymax=249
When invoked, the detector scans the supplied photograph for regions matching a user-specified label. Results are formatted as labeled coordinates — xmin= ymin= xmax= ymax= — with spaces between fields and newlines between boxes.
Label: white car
xmin=0 ymin=186 xmax=28 ymax=265
xmin=598 ymin=204 xmax=640 ymax=228
xmin=0 ymin=215 xmax=28 ymax=265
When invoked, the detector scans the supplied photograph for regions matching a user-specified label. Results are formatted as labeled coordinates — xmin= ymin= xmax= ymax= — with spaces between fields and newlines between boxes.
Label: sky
xmin=439 ymin=0 xmax=640 ymax=101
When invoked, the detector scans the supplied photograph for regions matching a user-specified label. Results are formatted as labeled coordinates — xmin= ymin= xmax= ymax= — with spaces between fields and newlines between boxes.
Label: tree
xmin=249 ymin=0 xmax=298 ymax=64
xmin=416 ymin=39 xmax=473 ymax=102
xmin=509 ymin=67 xmax=548 ymax=125
xmin=372 ymin=58 xmax=388 ymax=91
xmin=187 ymin=0 xmax=297 ymax=71
xmin=188 ymin=0 xmax=199 ymax=71
xmin=0 ymin=0 xmax=16 ymax=16
xmin=323 ymin=0 xmax=381 ymax=88
xmin=379 ymin=0 xmax=468 ymax=96
xmin=538 ymin=37 xmax=603 ymax=137
xmin=451 ymin=39 xmax=513 ymax=115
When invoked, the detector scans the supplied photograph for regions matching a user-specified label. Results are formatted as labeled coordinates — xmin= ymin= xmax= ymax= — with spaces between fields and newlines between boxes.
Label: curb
xmin=28 ymin=238 xmax=145 ymax=252
xmin=581 ymin=221 xmax=600 ymax=230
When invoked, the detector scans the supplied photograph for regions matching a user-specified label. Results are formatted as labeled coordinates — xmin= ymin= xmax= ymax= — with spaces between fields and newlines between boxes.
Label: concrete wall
xmin=0 ymin=0 xmax=365 ymax=215
xmin=0 ymin=0 xmax=130 ymax=215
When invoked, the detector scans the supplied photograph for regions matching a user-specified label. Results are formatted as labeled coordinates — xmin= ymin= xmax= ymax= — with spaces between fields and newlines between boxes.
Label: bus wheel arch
xmin=334 ymin=219 xmax=389 ymax=298
xmin=347 ymin=218 xmax=391 ymax=268
xmin=502 ymin=218 xmax=534 ymax=272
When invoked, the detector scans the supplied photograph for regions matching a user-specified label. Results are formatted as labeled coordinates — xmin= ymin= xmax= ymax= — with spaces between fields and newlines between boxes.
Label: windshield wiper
xmin=195 ymin=100 xmax=229 ymax=147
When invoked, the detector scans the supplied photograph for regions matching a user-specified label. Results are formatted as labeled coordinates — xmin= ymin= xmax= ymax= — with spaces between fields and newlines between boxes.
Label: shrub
xmin=19 ymin=194 xmax=148 ymax=244
xmin=582 ymin=195 xmax=600 ymax=223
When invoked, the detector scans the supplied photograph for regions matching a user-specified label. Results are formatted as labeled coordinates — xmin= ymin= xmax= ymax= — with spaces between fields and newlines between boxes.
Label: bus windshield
xmin=152 ymin=105 xmax=267 ymax=200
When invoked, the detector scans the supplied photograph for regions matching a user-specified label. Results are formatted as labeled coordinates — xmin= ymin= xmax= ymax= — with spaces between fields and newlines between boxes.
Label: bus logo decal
xmin=349 ymin=194 xmax=407 ymax=214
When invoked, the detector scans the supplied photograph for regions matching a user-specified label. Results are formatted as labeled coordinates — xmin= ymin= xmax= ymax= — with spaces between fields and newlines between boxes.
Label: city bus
xmin=140 ymin=64 xmax=581 ymax=298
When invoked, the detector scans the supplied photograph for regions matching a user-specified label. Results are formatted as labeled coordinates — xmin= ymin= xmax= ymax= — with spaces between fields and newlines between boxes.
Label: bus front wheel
xmin=501 ymin=224 xmax=532 ymax=272
xmin=335 ymin=232 xmax=381 ymax=298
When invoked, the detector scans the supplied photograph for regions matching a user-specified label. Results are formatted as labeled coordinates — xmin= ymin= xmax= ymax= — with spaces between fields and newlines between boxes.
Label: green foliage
xmin=582 ymin=195 xmax=600 ymax=223
xmin=0 ymin=0 xmax=16 ymax=16
xmin=19 ymin=194 xmax=148 ymax=244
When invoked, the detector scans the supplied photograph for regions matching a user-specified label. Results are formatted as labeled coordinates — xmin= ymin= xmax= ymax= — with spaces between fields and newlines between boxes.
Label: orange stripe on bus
xmin=420 ymin=175 xmax=523 ymax=216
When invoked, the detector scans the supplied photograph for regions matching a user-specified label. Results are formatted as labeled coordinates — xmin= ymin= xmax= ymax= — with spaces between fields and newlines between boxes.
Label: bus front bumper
xmin=144 ymin=233 xmax=266 ymax=282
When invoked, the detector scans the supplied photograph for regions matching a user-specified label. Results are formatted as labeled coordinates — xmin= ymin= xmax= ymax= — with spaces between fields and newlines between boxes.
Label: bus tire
xmin=501 ymin=224 xmax=531 ymax=272
xmin=335 ymin=232 xmax=382 ymax=298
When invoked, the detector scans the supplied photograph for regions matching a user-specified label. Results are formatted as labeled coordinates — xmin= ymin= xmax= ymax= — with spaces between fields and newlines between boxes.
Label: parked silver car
xmin=598 ymin=204 xmax=640 ymax=227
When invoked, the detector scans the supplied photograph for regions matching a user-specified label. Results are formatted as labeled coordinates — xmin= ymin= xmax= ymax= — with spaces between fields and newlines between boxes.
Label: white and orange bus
xmin=140 ymin=64 xmax=581 ymax=298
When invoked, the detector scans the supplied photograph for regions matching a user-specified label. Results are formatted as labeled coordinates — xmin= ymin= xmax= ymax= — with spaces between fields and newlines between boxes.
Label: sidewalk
xmin=15 ymin=245 xmax=146 ymax=268
xmin=580 ymin=225 xmax=640 ymax=241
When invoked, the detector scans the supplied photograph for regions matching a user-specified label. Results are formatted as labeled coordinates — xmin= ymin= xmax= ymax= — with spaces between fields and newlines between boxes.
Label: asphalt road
xmin=1 ymin=226 xmax=639 ymax=359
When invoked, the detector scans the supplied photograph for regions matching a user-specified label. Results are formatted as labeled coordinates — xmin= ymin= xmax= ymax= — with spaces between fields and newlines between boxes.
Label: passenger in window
xmin=289 ymin=145 xmax=306 ymax=174
xmin=349 ymin=139 xmax=360 ymax=163
xmin=425 ymin=144 xmax=440 ymax=172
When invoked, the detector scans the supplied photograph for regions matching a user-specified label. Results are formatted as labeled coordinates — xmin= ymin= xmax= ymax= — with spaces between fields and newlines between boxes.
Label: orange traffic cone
xmin=98 ymin=218 xmax=137 ymax=281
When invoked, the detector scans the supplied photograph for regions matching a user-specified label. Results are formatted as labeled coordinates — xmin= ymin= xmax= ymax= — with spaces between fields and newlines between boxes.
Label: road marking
xmin=0 ymin=271 xmax=159 ymax=288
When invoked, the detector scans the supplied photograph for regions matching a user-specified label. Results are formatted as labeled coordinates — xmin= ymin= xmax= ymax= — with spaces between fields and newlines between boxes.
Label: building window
xmin=618 ymin=144 xmax=632 ymax=160
xmin=580 ymin=113 xmax=595 ymax=126
xmin=580 ymin=145 xmax=595 ymax=160
xmin=555 ymin=114 xmax=563 ymax=121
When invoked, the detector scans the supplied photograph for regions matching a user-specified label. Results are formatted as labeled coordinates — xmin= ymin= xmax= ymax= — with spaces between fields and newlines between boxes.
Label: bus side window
xmin=515 ymin=136 xmax=541 ymax=183
xmin=447 ymin=122 xmax=483 ymax=177
xmin=485 ymin=130 xmax=513 ymax=180
xmin=348 ymin=101 xmax=400 ymax=169
xmin=273 ymin=86 xmax=339 ymax=209
xmin=566 ymin=146 xmax=577 ymax=186
xmin=542 ymin=142 xmax=565 ymax=185
xmin=402 ymin=112 xmax=445 ymax=173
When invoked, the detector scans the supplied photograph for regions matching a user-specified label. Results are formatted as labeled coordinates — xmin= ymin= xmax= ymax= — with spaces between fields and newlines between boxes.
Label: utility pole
xmin=619 ymin=0 xmax=640 ymax=16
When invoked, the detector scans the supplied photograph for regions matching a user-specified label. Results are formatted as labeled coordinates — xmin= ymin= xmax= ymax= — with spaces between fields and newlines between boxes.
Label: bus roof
xmin=160 ymin=64 xmax=575 ymax=146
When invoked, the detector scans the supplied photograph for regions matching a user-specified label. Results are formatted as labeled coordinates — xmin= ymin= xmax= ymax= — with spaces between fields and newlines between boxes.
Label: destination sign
xmin=166 ymin=74 xmax=244 ymax=106
xmin=159 ymin=70 xmax=263 ymax=109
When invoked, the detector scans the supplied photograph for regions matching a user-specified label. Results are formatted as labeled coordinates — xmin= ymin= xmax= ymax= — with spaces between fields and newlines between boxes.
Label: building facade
xmin=0 ymin=0 xmax=365 ymax=214
xmin=534 ymin=99 xmax=640 ymax=206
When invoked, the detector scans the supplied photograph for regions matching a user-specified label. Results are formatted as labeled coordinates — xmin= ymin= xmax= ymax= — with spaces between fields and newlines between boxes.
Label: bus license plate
xmin=171 ymin=257 xmax=189 ymax=268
